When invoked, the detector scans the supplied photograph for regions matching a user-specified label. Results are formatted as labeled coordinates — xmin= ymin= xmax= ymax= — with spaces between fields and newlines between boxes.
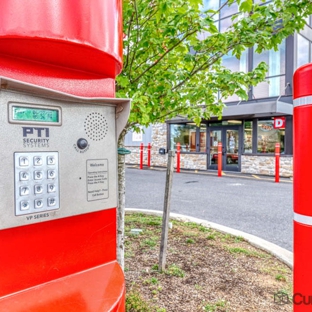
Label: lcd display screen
xmin=12 ymin=106 xmax=59 ymax=123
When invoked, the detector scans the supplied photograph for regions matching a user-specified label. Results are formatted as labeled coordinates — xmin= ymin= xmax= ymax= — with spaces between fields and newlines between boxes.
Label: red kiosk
xmin=0 ymin=1 xmax=128 ymax=311
xmin=293 ymin=64 xmax=312 ymax=310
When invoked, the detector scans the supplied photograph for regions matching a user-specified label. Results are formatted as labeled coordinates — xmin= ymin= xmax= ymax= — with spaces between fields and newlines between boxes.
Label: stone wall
xmin=241 ymin=155 xmax=293 ymax=177
xmin=125 ymin=123 xmax=293 ymax=177
xmin=125 ymin=123 xmax=168 ymax=167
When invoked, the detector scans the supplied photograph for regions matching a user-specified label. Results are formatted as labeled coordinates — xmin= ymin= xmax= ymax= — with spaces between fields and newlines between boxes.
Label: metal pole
xmin=275 ymin=143 xmax=280 ymax=183
xmin=293 ymin=63 xmax=312 ymax=311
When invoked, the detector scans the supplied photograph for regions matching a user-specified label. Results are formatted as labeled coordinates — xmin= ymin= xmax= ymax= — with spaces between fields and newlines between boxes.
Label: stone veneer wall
xmin=125 ymin=123 xmax=168 ymax=167
xmin=125 ymin=123 xmax=207 ymax=169
xmin=241 ymin=155 xmax=293 ymax=177
xmin=125 ymin=123 xmax=293 ymax=177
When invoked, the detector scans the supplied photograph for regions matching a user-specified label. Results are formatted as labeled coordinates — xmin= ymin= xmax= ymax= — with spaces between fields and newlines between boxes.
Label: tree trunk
xmin=117 ymin=129 xmax=127 ymax=270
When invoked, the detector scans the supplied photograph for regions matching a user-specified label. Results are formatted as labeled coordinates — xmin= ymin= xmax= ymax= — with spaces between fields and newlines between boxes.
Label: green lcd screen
xmin=12 ymin=106 xmax=59 ymax=123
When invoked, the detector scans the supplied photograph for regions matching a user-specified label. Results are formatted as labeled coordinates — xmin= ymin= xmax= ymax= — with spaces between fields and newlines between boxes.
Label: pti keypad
xmin=14 ymin=152 xmax=60 ymax=216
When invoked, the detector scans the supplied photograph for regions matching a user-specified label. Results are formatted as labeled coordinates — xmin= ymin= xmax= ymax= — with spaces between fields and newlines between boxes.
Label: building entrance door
xmin=208 ymin=126 xmax=241 ymax=172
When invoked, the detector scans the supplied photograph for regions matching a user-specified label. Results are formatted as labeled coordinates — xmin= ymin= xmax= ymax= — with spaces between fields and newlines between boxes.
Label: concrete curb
xmin=125 ymin=208 xmax=293 ymax=269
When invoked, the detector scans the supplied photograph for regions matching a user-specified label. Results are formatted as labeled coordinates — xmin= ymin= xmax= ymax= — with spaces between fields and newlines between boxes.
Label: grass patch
xmin=226 ymin=246 xmax=269 ymax=258
xmin=126 ymin=290 xmax=152 ymax=312
xmin=275 ymin=274 xmax=287 ymax=282
xmin=165 ymin=264 xmax=185 ymax=278
xmin=203 ymin=300 xmax=227 ymax=311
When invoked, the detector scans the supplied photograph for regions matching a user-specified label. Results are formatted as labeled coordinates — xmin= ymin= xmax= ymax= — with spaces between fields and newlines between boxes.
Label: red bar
xmin=140 ymin=143 xmax=143 ymax=170
xmin=275 ymin=143 xmax=280 ymax=183
xmin=293 ymin=63 xmax=312 ymax=311
xmin=147 ymin=143 xmax=151 ymax=167
xmin=176 ymin=143 xmax=181 ymax=173
xmin=218 ymin=143 xmax=222 ymax=177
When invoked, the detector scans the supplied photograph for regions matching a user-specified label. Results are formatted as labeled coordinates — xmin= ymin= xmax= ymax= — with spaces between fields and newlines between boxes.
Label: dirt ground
xmin=124 ymin=213 xmax=293 ymax=312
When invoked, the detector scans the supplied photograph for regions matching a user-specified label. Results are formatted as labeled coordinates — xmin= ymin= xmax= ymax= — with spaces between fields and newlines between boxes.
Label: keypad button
xmin=47 ymin=170 xmax=56 ymax=179
xmin=20 ymin=201 xmax=30 ymax=211
xmin=19 ymin=157 xmax=29 ymax=166
xmin=47 ymin=184 xmax=56 ymax=193
xmin=47 ymin=156 xmax=56 ymax=165
xmin=20 ymin=186 xmax=30 ymax=196
xmin=47 ymin=197 xmax=56 ymax=207
xmin=34 ymin=171 xmax=43 ymax=180
xmin=34 ymin=199 xmax=43 ymax=209
xmin=20 ymin=172 xmax=29 ymax=181
xmin=34 ymin=157 xmax=43 ymax=166
xmin=15 ymin=152 xmax=59 ymax=216
xmin=34 ymin=185 xmax=43 ymax=194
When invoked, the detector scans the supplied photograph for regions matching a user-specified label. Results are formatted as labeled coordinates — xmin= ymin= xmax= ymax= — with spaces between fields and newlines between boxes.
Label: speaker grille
xmin=84 ymin=112 xmax=108 ymax=141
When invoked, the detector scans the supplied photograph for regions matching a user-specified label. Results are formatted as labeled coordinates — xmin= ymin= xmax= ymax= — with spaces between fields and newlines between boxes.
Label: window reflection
xmin=170 ymin=124 xmax=197 ymax=152
xmin=244 ymin=121 xmax=253 ymax=153
xmin=220 ymin=0 xmax=238 ymax=18
xmin=297 ymin=34 xmax=310 ymax=68
xmin=257 ymin=120 xmax=285 ymax=153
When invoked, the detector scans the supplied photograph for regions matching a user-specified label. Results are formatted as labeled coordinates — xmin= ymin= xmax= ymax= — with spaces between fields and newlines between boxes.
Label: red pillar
xmin=293 ymin=63 xmax=312 ymax=311
xmin=275 ymin=143 xmax=280 ymax=183
xmin=218 ymin=143 xmax=222 ymax=177
xmin=176 ymin=143 xmax=181 ymax=173
xmin=140 ymin=143 xmax=144 ymax=170
xmin=147 ymin=143 xmax=151 ymax=167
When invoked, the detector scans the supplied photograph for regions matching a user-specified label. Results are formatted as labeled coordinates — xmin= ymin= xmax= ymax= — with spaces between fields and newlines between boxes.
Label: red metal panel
xmin=294 ymin=64 xmax=312 ymax=99
xmin=293 ymin=63 xmax=312 ymax=311
xmin=293 ymin=105 xmax=312 ymax=217
xmin=294 ymin=221 xmax=312 ymax=310
xmin=0 ymin=0 xmax=123 ymax=97
xmin=0 ymin=208 xmax=117 ymax=297
xmin=0 ymin=261 xmax=125 ymax=312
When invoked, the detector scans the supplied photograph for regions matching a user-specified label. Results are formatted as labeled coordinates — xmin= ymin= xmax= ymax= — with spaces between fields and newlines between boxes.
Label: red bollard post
xmin=147 ymin=143 xmax=151 ymax=167
xmin=140 ymin=143 xmax=143 ymax=170
xmin=275 ymin=143 xmax=280 ymax=183
xmin=177 ymin=143 xmax=181 ymax=173
xmin=218 ymin=143 xmax=222 ymax=177
xmin=293 ymin=64 xmax=312 ymax=311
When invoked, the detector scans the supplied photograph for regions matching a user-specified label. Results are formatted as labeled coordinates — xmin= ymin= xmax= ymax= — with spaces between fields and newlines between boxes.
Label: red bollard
xmin=176 ymin=143 xmax=181 ymax=173
xmin=293 ymin=64 xmax=312 ymax=311
xmin=218 ymin=143 xmax=222 ymax=177
xmin=147 ymin=143 xmax=151 ymax=167
xmin=275 ymin=143 xmax=280 ymax=183
xmin=140 ymin=143 xmax=143 ymax=170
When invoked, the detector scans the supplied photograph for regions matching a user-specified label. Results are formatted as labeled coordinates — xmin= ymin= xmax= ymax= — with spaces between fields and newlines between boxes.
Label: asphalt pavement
xmin=125 ymin=166 xmax=293 ymax=251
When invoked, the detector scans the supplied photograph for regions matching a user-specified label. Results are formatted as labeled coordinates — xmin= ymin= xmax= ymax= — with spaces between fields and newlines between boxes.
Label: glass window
xmin=222 ymin=50 xmax=248 ymax=72
xmin=253 ymin=40 xmax=286 ymax=98
xmin=220 ymin=0 xmax=238 ymax=18
xmin=200 ymin=124 xmax=207 ymax=152
xmin=170 ymin=124 xmax=197 ymax=152
xmin=203 ymin=0 xmax=219 ymax=11
xmin=297 ymin=34 xmax=310 ymax=68
xmin=244 ymin=121 xmax=253 ymax=153
xmin=253 ymin=75 xmax=286 ymax=98
xmin=203 ymin=0 xmax=220 ymax=20
xmin=222 ymin=49 xmax=248 ymax=102
xmin=253 ymin=41 xmax=286 ymax=76
xmin=257 ymin=119 xmax=285 ymax=153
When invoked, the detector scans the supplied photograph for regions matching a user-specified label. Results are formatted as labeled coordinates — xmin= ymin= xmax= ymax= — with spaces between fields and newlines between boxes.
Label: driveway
xmin=125 ymin=167 xmax=293 ymax=251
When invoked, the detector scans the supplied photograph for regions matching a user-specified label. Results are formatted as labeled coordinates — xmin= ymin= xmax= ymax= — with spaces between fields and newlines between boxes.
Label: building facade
xmin=125 ymin=3 xmax=312 ymax=178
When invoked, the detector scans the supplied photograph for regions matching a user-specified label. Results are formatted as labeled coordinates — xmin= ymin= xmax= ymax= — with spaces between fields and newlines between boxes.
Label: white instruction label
xmin=87 ymin=159 xmax=109 ymax=201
